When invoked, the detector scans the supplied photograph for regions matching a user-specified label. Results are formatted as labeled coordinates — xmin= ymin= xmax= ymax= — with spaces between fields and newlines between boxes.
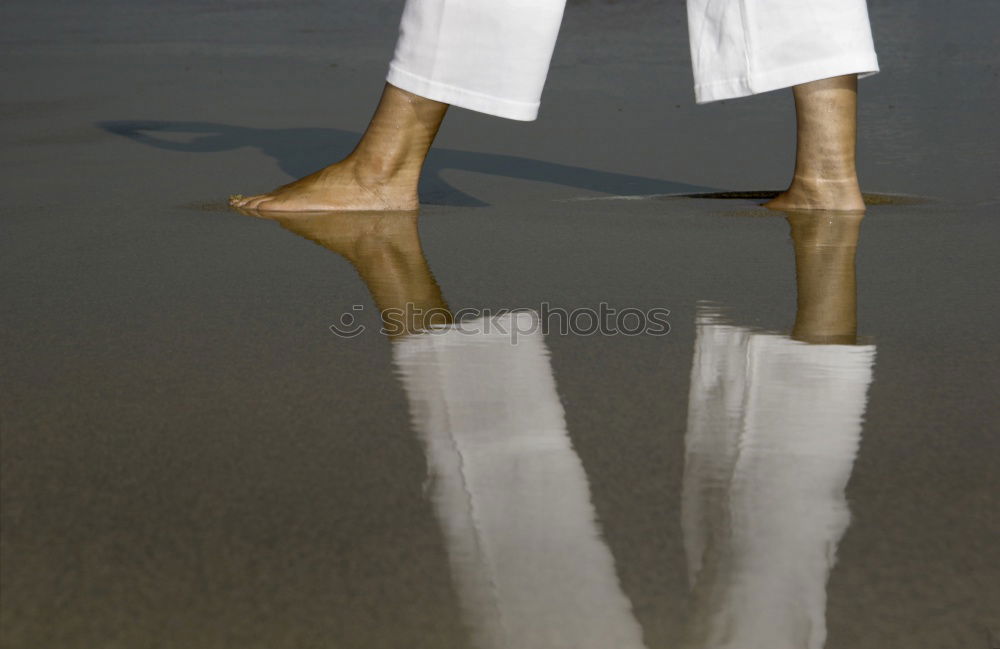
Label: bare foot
xmin=229 ymin=158 xmax=419 ymax=212
xmin=764 ymin=75 xmax=866 ymax=213
xmin=229 ymin=83 xmax=447 ymax=213
xmin=764 ymin=177 xmax=865 ymax=212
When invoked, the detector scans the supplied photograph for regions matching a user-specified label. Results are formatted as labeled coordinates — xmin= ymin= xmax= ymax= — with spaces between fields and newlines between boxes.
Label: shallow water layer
xmin=3 ymin=197 xmax=998 ymax=649
xmin=2 ymin=0 xmax=999 ymax=647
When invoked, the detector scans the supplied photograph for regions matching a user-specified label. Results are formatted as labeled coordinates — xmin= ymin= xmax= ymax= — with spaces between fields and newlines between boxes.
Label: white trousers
xmin=387 ymin=0 xmax=879 ymax=120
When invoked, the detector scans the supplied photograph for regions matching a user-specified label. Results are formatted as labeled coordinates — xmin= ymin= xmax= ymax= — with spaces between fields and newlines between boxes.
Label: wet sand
xmin=2 ymin=1 xmax=999 ymax=648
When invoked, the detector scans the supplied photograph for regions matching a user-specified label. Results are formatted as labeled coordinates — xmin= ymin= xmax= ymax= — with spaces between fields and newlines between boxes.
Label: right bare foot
xmin=230 ymin=83 xmax=447 ymax=213
xmin=765 ymin=176 xmax=865 ymax=212
xmin=765 ymin=75 xmax=867 ymax=213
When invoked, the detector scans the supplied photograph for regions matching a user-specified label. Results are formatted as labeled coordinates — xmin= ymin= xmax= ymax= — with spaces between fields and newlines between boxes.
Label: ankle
xmin=349 ymin=144 xmax=423 ymax=186
xmin=337 ymin=84 xmax=446 ymax=189
xmin=790 ymin=172 xmax=860 ymax=187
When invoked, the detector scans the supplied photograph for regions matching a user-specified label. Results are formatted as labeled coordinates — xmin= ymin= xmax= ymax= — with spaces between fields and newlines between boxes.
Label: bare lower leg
xmin=765 ymin=75 xmax=865 ymax=212
xmin=230 ymin=83 xmax=448 ymax=212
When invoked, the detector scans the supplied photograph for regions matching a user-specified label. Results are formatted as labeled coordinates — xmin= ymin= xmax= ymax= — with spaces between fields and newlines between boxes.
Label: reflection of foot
xmin=230 ymin=206 xmax=419 ymax=261
xmin=784 ymin=209 xmax=863 ymax=344
xmin=784 ymin=208 xmax=864 ymax=247
xmin=764 ymin=177 xmax=865 ymax=212
xmin=231 ymin=207 xmax=449 ymax=334
xmin=229 ymin=158 xmax=419 ymax=212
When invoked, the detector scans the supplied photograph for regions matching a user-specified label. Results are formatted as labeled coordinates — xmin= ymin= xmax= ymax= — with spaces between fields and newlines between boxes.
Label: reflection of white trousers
xmin=392 ymin=313 xmax=646 ymax=649
xmin=682 ymin=309 xmax=876 ymax=649
xmin=387 ymin=0 xmax=879 ymax=120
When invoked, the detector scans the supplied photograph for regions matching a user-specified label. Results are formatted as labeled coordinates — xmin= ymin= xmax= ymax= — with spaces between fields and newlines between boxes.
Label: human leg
xmin=686 ymin=0 xmax=877 ymax=210
xmin=765 ymin=75 xmax=865 ymax=212
xmin=231 ymin=83 xmax=446 ymax=212
xmin=231 ymin=0 xmax=567 ymax=212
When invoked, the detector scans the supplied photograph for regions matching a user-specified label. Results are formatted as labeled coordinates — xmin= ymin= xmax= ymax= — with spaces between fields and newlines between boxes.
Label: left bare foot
xmin=229 ymin=157 xmax=419 ymax=212
xmin=229 ymin=83 xmax=447 ymax=213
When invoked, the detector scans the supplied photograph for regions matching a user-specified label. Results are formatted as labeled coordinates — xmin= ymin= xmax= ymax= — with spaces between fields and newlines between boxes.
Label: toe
xmin=243 ymin=195 xmax=272 ymax=209
xmin=250 ymin=198 xmax=280 ymax=212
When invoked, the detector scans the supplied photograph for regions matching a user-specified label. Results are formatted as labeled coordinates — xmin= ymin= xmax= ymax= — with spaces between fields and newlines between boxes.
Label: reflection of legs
xmin=766 ymin=76 xmax=866 ymax=212
xmin=786 ymin=211 xmax=864 ymax=342
xmin=683 ymin=306 xmax=875 ymax=649
xmin=394 ymin=317 xmax=646 ymax=649
xmin=268 ymin=210 xmax=453 ymax=334
xmin=231 ymin=84 xmax=447 ymax=212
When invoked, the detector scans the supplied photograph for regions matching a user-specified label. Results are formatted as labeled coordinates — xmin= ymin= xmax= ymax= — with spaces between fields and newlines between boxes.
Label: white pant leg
xmin=687 ymin=0 xmax=879 ymax=103
xmin=388 ymin=0 xmax=567 ymax=121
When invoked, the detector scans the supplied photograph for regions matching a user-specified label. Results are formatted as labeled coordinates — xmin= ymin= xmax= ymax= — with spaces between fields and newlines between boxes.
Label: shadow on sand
xmin=98 ymin=120 xmax=710 ymax=207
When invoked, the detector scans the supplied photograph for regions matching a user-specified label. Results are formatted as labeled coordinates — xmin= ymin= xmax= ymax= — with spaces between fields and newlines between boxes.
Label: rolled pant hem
xmin=694 ymin=53 xmax=880 ymax=104
xmin=387 ymin=64 xmax=541 ymax=121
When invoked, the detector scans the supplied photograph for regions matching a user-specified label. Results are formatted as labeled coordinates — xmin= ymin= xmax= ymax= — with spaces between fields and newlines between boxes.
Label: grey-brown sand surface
xmin=2 ymin=1 xmax=999 ymax=648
